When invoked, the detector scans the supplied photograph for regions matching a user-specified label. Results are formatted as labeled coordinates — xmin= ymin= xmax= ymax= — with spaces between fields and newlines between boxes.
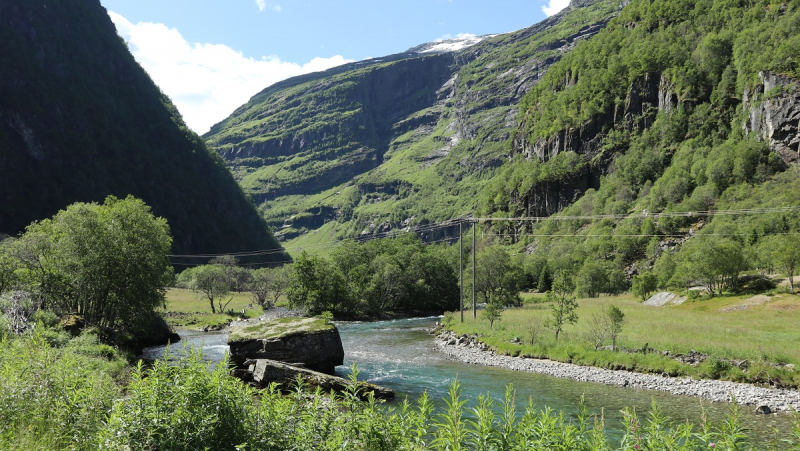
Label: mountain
xmin=479 ymin=0 xmax=800 ymax=290
xmin=0 ymin=0 xmax=287 ymax=261
xmin=204 ymin=0 xmax=623 ymax=250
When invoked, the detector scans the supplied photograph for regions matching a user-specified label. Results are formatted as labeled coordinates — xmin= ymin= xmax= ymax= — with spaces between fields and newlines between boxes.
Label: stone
xmin=755 ymin=405 xmax=772 ymax=415
xmin=232 ymin=358 xmax=394 ymax=400
xmin=59 ymin=314 xmax=85 ymax=336
xmin=228 ymin=317 xmax=344 ymax=374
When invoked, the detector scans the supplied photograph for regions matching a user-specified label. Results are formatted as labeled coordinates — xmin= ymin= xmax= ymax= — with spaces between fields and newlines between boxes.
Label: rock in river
xmin=232 ymin=358 xmax=394 ymax=400
xmin=227 ymin=316 xmax=344 ymax=374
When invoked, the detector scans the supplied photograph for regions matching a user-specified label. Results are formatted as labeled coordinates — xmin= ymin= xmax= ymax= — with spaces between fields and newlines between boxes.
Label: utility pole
xmin=472 ymin=221 xmax=476 ymax=319
xmin=459 ymin=221 xmax=464 ymax=322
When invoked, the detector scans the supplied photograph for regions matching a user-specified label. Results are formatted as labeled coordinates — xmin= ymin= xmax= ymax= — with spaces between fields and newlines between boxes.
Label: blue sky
xmin=99 ymin=0 xmax=569 ymax=133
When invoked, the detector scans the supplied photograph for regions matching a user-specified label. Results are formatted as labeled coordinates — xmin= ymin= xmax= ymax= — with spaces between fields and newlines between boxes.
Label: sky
xmin=99 ymin=0 xmax=570 ymax=134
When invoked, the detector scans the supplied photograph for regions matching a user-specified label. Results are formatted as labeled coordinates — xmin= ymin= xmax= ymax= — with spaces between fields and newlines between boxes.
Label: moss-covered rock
xmin=228 ymin=317 xmax=344 ymax=374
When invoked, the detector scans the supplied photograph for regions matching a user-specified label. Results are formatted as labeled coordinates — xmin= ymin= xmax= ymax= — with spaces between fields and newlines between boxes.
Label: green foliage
xmin=0 ymin=329 xmax=123 ymax=450
xmin=545 ymin=275 xmax=579 ymax=340
xmin=632 ymin=272 xmax=659 ymax=301
xmin=249 ymin=265 xmax=291 ymax=308
xmin=10 ymin=196 xmax=173 ymax=330
xmin=606 ymin=304 xmax=625 ymax=351
xmin=191 ymin=265 xmax=233 ymax=313
xmin=287 ymin=235 xmax=459 ymax=317
xmin=482 ymin=301 xmax=505 ymax=329
xmin=467 ymin=245 xmax=525 ymax=308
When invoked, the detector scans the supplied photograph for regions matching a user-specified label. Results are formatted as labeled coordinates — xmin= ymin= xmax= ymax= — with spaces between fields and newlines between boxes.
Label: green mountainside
xmin=205 ymin=0 xmax=623 ymax=251
xmin=480 ymin=0 xmax=800 ymax=288
xmin=0 ymin=0 xmax=287 ymax=260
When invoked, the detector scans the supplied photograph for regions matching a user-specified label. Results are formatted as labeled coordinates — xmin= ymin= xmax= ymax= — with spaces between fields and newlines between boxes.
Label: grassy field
xmin=162 ymin=288 xmax=264 ymax=329
xmin=447 ymin=290 xmax=800 ymax=388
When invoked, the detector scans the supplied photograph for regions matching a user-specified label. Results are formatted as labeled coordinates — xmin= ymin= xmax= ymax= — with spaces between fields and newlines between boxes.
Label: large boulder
xmin=228 ymin=317 xmax=344 ymax=374
xmin=231 ymin=359 xmax=394 ymax=400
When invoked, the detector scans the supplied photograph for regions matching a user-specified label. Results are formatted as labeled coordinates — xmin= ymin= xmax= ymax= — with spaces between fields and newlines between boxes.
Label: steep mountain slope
xmin=480 ymin=0 xmax=800 ymax=290
xmin=205 ymin=0 xmax=623 ymax=249
xmin=0 ymin=0 xmax=287 ymax=260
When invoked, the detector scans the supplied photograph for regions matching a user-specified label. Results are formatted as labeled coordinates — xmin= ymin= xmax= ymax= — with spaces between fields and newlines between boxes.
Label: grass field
xmin=162 ymin=288 xmax=263 ymax=329
xmin=447 ymin=290 xmax=800 ymax=387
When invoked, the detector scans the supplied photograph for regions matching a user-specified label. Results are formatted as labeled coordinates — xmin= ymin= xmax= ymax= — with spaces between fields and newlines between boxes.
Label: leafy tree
xmin=688 ymin=238 xmax=747 ymax=295
xmin=192 ymin=265 xmax=231 ymax=314
xmin=468 ymin=245 xmax=524 ymax=308
xmin=545 ymin=274 xmax=578 ymax=340
xmin=12 ymin=196 xmax=172 ymax=329
xmin=482 ymin=300 xmax=504 ymax=329
xmin=286 ymin=252 xmax=350 ymax=316
xmin=763 ymin=235 xmax=800 ymax=294
xmin=607 ymin=304 xmax=625 ymax=351
xmin=575 ymin=260 xmax=609 ymax=298
xmin=0 ymin=237 xmax=19 ymax=295
xmin=209 ymin=255 xmax=251 ymax=292
xmin=631 ymin=272 xmax=659 ymax=301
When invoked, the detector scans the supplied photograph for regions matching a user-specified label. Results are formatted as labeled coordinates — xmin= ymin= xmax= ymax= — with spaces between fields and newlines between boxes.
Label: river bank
xmin=435 ymin=329 xmax=800 ymax=413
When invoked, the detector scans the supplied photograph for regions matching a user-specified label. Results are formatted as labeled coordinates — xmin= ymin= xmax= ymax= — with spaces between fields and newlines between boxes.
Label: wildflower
xmin=709 ymin=443 xmax=715 ymax=448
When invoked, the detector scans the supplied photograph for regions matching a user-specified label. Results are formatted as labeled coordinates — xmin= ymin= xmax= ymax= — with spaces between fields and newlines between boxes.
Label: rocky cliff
xmin=743 ymin=71 xmax=800 ymax=164
xmin=205 ymin=0 xmax=622 ymax=248
xmin=0 ymin=0 xmax=286 ymax=260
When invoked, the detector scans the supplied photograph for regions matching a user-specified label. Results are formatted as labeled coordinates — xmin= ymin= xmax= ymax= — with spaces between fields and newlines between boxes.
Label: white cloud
xmin=109 ymin=11 xmax=347 ymax=134
xmin=542 ymin=0 xmax=570 ymax=16
xmin=255 ymin=0 xmax=281 ymax=13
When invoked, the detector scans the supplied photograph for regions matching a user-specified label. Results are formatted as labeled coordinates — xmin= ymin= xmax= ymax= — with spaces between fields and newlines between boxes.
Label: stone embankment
xmin=435 ymin=329 xmax=800 ymax=413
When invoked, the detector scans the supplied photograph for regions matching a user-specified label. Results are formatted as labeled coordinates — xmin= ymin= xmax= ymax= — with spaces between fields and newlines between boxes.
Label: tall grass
xmin=449 ymin=292 xmax=800 ymax=387
xmin=2 ymin=326 xmax=800 ymax=449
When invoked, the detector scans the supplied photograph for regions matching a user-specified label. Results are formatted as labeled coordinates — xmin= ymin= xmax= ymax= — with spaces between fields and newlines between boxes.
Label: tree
xmin=0 ymin=237 xmax=19 ymax=295
xmin=765 ymin=235 xmax=800 ymax=294
xmin=545 ymin=274 xmax=578 ymax=340
xmin=482 ymin=300 xmax=504 ymax=329
xmin=12 ymin=196 xmax=173 ymax=329
xmin=631 ymin=272 xmax=659 ymax=301
xmin=688 ymin=238 xmax=747 ymax=295
xmin=575 ymin=260 xmax=609 ymax=298
xmin=468 ymin=245 xmax=524 ymax=308
xmin=192 ymin=265 xmax=231 ymax=314
xmin=286 ymin=252 xmax=350 ymax=316
xmin=209 ymin=255 xmax=251 ymax=292
xmin=606 ymin=304 xmax=625 ymax=351
xmin=249 ymin=266 xmax=291 ymax=309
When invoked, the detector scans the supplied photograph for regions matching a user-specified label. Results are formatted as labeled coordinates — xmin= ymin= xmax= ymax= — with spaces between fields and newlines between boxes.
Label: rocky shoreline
xmin=435 ymin=330 xmax=800 ymax=414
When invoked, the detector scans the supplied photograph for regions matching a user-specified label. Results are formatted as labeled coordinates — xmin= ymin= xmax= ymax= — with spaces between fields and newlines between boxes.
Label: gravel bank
xmin=435 ymin=330 xmax=800 ymax=413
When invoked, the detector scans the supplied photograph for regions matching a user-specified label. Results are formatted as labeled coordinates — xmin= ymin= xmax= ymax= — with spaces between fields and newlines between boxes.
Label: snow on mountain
xmin=408 ymin=34 xmax=496 ymax=55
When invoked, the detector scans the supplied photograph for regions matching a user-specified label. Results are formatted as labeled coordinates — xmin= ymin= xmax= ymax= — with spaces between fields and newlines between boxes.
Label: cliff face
xmin=210 ymin=53 xmax=457 ymax=201
xmin=505 ymin=0 xmax=800 ymax=224
xmin=0 ymin=0 xmax=286 ymax=259
xmin=743 ymin=71 xmax=800 ymax=164
xmin=205 ymin=0 xmax=621 ymax=245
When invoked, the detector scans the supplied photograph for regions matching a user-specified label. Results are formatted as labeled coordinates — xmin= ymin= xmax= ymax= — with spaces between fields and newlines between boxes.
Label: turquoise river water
xmin=142 ymin=317 xmax=796 ymax=447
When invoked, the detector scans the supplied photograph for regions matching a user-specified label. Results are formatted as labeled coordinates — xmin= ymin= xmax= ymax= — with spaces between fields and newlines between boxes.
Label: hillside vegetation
xmin=0 ymin=0 xmax=286 ymax=260
xmin=479 ymin=0 xmax=800 ymax=293
xmin=204 ymin=0 xmax=623 ymax=250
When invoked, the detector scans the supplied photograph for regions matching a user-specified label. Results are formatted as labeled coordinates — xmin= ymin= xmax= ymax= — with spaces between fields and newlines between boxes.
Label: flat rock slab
xmin=228 ymin=316 xmax=344 ymax=374
xmin=643 ymin=292 xmax=687 ymax=307
xmin=232 ymin=358 xmax=394 ymax=401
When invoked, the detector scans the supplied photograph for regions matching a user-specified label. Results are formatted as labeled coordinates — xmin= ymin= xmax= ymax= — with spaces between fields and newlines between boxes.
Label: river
xmin=142 ymin=317 xmax=796 ymax=447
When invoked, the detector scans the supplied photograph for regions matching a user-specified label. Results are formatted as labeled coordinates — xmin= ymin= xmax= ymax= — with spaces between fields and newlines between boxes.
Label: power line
xmin=167 ymin=206 xmax=800 ymax=259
